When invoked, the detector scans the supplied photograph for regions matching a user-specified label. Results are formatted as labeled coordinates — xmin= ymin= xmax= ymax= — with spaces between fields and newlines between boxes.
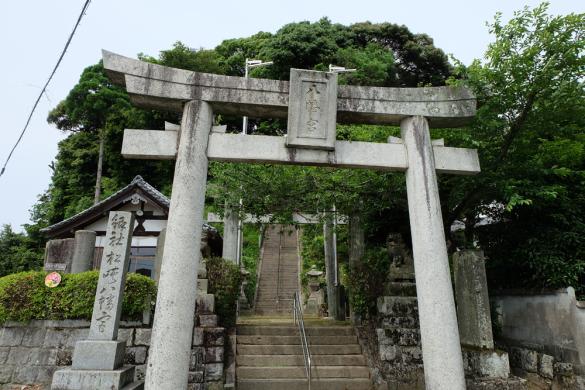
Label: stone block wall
xmin=368 ymin=285 xmax=523 ymax=390
xmin=497 ymin=344 xmax=585 ymax=389
xmin=0 ymin=316 xmax=224 ymax=389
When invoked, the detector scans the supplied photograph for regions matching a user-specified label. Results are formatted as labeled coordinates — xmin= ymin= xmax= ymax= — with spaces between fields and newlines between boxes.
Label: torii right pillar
xmin=401 ymin=116 xmax=466 ymax=389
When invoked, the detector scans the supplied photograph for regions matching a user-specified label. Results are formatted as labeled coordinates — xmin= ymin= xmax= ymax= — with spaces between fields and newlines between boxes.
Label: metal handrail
xmin=293 ymin=291 xmax=312 ymax=390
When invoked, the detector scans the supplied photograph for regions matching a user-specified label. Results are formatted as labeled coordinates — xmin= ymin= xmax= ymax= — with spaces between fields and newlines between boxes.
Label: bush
xmin=206 ymin=257 xmax=242 ymax=328
xmin=347 ymin=247 xmax=390 ymax=319
xmin=0 ymin=271 xmax=156 ymax=324
xmin=241 ymin=225 xmax=261 ymax=306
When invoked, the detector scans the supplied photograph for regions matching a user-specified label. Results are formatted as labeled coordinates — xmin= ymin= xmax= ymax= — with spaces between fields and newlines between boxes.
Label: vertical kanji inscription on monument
xmin=286 ymin=69 xmax=338 ymax=150
xmin=89 ymin=211 xmax=134 ymax=340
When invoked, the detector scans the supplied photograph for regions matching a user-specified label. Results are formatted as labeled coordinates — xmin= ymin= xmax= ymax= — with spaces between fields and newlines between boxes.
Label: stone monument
xmin=102 ymin=50 xmax=479 ymax=390
xmin=52 ymin=211 xmax=143 ymax=390
xmin=44 ymin=238 xmax=75 ymax=272
xmin=43 ymin=230 xmax=96 ymax=274
xmin=454 ymin=249 xmax=494 ymax=349
xmin=454 ymin=250 xmax=511 ymax=380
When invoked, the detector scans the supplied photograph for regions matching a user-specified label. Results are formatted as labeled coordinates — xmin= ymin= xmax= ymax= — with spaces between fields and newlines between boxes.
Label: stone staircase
xmin=255 ymin=225 xmax=299 ymax=315
xmin=236 ymin=323 xmax=373 ymax=390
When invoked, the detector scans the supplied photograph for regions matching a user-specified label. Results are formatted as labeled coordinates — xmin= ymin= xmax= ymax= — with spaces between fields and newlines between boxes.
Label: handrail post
xmin=293 ymin=291 xmax=312 ymax=390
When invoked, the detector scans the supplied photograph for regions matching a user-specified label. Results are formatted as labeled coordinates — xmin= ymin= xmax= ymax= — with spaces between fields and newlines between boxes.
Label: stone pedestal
xmin=463 ymin=348 xmax=510 ymax=379
xmin=51 ymin=366 xmax=142 ymax=390
xmin=70 ymin=230 xmax=96 ymax=274
xmin=72 ymin=340 xmax=126 ymax=370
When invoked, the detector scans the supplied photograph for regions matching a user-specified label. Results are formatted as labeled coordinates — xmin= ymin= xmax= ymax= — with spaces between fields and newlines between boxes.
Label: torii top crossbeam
xmin=103 ymin=50 xmax=475 ymax=128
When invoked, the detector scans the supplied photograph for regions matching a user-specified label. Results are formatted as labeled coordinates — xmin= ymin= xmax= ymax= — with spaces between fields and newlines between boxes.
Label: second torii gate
xmin=103 ymin=50 xmax=479 ymax=390
xmin=207 ymin=211 xmax=347 ymax=319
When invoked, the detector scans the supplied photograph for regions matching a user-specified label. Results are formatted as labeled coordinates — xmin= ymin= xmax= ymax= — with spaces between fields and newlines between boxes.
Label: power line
xmin=0 ymin=0 xmax=92 ymax=178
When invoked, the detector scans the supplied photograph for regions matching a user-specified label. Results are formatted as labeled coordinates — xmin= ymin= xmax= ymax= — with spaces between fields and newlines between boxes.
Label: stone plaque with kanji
xmin=89 ymin=211 xmax=134 ymax=340
xmin=286 ymin=69 xmax=338 ymax=150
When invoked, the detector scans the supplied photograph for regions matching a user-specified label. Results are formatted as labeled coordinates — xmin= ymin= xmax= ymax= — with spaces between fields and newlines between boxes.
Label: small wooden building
xmin=41 ymin=175 xmax=222 ymax=278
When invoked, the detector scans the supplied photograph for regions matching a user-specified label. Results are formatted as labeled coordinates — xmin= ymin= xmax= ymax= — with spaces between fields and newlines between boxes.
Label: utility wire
xmin=0 ymin=0 xmax=92 ymax=178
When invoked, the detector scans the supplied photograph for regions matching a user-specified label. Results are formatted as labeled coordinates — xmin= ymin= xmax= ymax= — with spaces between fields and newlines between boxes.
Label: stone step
xmin=237 ymin=326 xmax=354 ymax=336
xmin=256 ymin=292 xmax=296 ymax=296
xmin=257 ymin=287 xmax=297 ymax=290
xmin=255 ymin=303 xmax=294 ymax=308
xmin=237 ymin=344 xmax=362 ymax=355
xmin=254 ymin=309 xmax=293 ymax=315
xmin=237 ymin=378 xmax=372 ymax=390
xmin=257 ymin=284 xmax=298 ymax=288
xmin=255 ymin=299 xmax=295 ymax=303
xmin=256 ymin=294 xmax=296 ymax=297
xmin=255 ymin=224 xmax=301 ymax=315
xmin=237 ymin=365 xmax=370 ymax=379
xmin=237 ymin=354 xmax=366 ymax=367
xmin=238 ymin=335 xmax=358 ymax=345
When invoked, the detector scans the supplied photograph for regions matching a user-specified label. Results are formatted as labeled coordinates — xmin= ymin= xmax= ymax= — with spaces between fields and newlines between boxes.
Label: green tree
xmin=0 ymin=225 xmax=43 ymax=277
xmin=139 ymin=41 xmax=228 ymax=74
xmin=45 ymin=64 xmax=174 ymax=224
xmin=444 ymin=3 xmax=585 ymax=294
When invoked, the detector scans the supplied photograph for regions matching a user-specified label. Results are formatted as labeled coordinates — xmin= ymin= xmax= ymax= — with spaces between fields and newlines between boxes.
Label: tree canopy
xmin=2 ymin=6 xmax=583 ymax=297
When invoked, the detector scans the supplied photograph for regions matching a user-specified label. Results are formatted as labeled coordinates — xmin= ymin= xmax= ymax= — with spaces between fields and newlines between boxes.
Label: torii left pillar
xmin=145 ymin=100 xmax=212 ymax=389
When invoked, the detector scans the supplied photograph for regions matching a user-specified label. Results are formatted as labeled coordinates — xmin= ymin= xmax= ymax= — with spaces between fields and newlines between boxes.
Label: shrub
xmin=206 ymin=257 xmax=242 ymax=328
xmin=347 ymin=247 xmax=390 ymax=319
xmin=0 ymin=271 xmax=156 ymax=324
xmin=241 ymin=225 xmax=261 ymax=306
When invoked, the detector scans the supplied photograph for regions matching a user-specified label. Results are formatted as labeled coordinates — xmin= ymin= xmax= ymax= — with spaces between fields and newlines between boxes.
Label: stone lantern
xmin=238 ymin=268 xmax=251 ymax=314
xmin=306 ymin=266 xmax=324 ymax=315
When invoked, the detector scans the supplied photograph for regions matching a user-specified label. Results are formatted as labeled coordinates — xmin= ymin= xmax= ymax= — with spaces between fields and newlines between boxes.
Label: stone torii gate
xmin=102 ymin=50 xmax=479 ymax=390
xmin=207 ymin=211 xmax=348 ymax=319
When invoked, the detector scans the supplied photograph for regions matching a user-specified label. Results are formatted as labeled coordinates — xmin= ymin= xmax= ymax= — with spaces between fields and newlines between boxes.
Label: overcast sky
xmin=1 ymin=0 xmax=583 ymax=232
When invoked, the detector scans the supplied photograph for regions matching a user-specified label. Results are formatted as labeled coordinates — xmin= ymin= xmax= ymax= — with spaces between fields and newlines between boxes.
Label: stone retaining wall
xmin=491 ymin=287 xmax=585 ymax=370
xmin=0 ymin=317 xmax=224 ymax=390
xmin=369 ymin=290 xmax=526 ymax=389
xmin=497 ymin=344 xmax=585 ymax=389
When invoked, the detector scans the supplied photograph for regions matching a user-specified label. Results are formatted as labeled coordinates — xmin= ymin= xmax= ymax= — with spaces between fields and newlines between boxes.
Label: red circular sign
xmin=45 ymin=272 xmax=62 ymax=288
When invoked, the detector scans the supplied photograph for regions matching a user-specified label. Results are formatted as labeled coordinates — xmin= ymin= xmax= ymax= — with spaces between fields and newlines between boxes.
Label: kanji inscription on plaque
xmin=286 ymin=69 xmax=338 ymax=150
